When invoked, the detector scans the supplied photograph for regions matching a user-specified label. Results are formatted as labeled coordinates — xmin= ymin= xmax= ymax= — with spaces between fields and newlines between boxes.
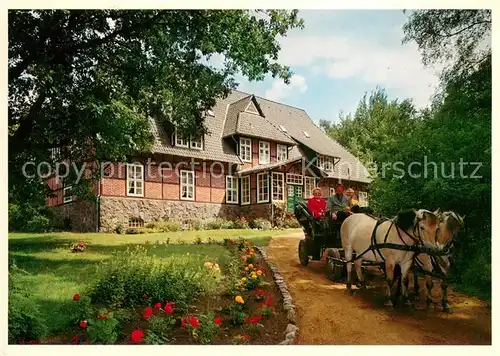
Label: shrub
xmin=86 ymin=310 xmax=119 ymax=344
xmin=62 ymin=295 xmax=93 ymax=327
xmin=233 ymin=216 xmax=249 ymax=229
xmin=8 ymin=293 xmax=48 ymax=344
xmin=144 ymin=314 xmax=175 ymax=345
xmin=283 ymin=218 xmax=300 ymax=228
xmin=204 ymin=219 xmax=224 ymax=230
xmin=88 ymin=246 xmax=220 ymax=309
xmin=9 ymin=203 xmax=52 ymax=233
xmin=221 ymin=219 xmax=236 ymax=229
xmin=188 ymin=219 xmax=204 ymax=231
xmin=195 ymin=313 xmax=221 ymax=344
xmin=8 ymin=268 xmax=48 ymax=343
xmin=250 ymin=218 xmax=272 ymax=230
xmin=146 ymin=220 xmax=182 ymax=232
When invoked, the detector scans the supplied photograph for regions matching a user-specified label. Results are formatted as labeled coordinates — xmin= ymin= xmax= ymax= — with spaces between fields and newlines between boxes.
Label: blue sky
xmin=227 ymin=10 xmax=442 ymax=124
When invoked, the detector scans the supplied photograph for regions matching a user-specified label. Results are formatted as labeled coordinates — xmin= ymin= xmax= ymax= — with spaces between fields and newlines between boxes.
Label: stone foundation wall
xmin=99 ymin=197 xmax=241 ymax=232
xmin=240 ymin=203 xmax=272 ymax=221
xmin=51 ymin=200 xmax=98 ymax=232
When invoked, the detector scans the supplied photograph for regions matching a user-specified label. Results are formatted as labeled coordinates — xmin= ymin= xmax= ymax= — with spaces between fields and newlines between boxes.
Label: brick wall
xmin=50 ymin=199 xmax=97 ymax=232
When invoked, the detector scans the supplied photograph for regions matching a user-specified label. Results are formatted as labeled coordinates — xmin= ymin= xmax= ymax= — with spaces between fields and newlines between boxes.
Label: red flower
xmin=254 ymin=289 xmax=266 ymax=298
xmin=72 ymin=335 xmax=79 ymax=345
xmin=143 ymin=294 xmax=149 ymax=299
xmin=131 ymin=329 xmax=143 ymax=343
xmin=189 ymin=316 xmax=200 ymax=328
xmin=181 ymin=316 xmax=188 ymax=328
xmin=214 ymin=317 xmax=222 ymax=326
xmin=143 ymin=307 xmax=153 ymax=319
xmin=164 ymin=301 xmax=174 ymax=315
xmin=264 ymin=296 xmax=274 ymax=307
xmin=73 ymin=293 xmax=80 ymax=301
xmin=79 ymin=320 xmax=88 ymax=329
xmin=245 ymin=315 xmax=262 ymax=325
xmin=153 ymin=302 xmax=162 ymax=310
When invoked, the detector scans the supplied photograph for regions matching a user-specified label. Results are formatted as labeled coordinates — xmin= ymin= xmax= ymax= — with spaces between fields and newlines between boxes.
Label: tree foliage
xmin=8 ymin=9 xmax=304 ymax=203
xmin=323 ymin=10 xmax=491 ymax=297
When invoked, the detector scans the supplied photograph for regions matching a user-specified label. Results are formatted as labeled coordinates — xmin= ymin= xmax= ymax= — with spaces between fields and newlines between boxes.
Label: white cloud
xmin=276 ymin=33 xmax=443 ymax=108
xmin=264 ymin=74 xmax=308 ymax=101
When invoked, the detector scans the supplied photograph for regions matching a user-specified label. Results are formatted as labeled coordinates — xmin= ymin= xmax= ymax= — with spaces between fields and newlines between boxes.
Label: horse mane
xmin=394 ymin=209 xmax=416 ymax=231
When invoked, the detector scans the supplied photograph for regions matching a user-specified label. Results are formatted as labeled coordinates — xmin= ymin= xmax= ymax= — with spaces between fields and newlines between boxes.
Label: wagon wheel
xmin=298 ymin=239 xmax=309 ymax=266
xmin=325 ymin=248 xmax=344 ymax=281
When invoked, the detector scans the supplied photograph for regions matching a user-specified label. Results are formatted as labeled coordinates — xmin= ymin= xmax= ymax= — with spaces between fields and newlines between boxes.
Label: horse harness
xmin=347 ymin=214 xmax=450 ymax=264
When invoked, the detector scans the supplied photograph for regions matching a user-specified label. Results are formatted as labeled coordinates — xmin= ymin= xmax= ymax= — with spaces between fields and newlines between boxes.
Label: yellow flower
xmin=248 ymin=264 xmax=254 ymax=269
xmin=241 ymin=277 xmax=247 ymax=282
xmin=257 ymin=270 xmax=263 ymax=276
xmin=204 ymin=262 xmax=214 ymax=269
xmin=235 ymin=296 xmax=244 ymax=304
xmin=249 ymin=249 xmax=255 ymax=254
xmin=244 ymin=267 xmax=249 ymax=271
xmin=251 ymin=274 xmax=257 ymax=279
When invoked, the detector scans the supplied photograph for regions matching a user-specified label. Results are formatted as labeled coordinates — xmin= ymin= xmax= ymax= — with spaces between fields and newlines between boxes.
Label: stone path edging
xmin=255 ymin=245 xmax=299 ymax=345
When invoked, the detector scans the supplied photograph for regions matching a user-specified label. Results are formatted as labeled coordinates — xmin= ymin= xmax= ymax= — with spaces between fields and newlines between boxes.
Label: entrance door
xmin=287 ymin=185 xmax=303 ymax=213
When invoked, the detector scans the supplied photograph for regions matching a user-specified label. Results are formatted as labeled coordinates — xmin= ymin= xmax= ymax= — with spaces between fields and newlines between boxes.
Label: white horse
xmin=409 ymin=211 xmax=465 ymax=312
xmin=340 ymin=209 xmax=441 ymax=307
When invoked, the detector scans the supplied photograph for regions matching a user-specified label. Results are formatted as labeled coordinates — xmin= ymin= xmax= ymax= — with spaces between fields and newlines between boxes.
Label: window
xmin=277 ymin=144 xmax=288 ymax=162
xmin=304 ymin=176 xmax=315 ymax=199
xmin=174 ymin=129 xmax=203 ymax=150
xmin=63 ymin=186 xmax=72 ymax=203
xmin=127 ymin=163 xmax=144 ymax=197
xmin=241 ymin=176 xmax=250 ymax=205
xmin=329 ymin=187 xmax=335 ymax=196
xmin=190 ymin=136 xmax=203 ymax=150
xmin=259 ymin=141 xmax=270 ymax=164
xmin=272 ymin=172 xmax=285 ymax=201
xmin=129 ymin=217 xmax=144 ymax=228
xmin=318 ymin=155 xmax=334 ymax=171
xmin=226 ymin=175 xmax=239 ymax=204
xmin=174 ymin=130 xmax=189 ymax=148
xmin=359 ymin=191 xmax=369 ymax=207
xmin=257 ymin=172 xmax=269 ymax=203
xmin=286 ymin=173 xmax=303 ymax=185
xmin=180 ymin=170 xmax=195 ymax=201
xmin=240 ymin=137 xmax=252 ymax=162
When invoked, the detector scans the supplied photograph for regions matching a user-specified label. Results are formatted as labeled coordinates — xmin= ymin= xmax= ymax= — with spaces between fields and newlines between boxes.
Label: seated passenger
xmin=307 ymin=187 xmax=327 ymax=218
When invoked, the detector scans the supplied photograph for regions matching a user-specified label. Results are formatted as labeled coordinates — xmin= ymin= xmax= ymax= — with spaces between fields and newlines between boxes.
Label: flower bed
xmin=18 ymin=238 xmax=288 ymax=345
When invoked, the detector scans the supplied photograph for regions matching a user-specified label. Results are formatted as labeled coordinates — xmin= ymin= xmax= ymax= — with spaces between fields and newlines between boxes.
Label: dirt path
xmin=265 ymin=233 xmax=491 ymax=345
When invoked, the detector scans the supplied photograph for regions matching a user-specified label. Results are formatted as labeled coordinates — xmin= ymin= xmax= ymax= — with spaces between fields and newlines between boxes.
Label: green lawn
xmin=8 ymin=228 xmax=300 ymax=335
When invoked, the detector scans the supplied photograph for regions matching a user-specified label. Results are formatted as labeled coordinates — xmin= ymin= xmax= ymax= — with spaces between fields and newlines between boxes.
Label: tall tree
xmin=8 ymin=9 xmax=304 ymax=202
xmin=402 ymin=9 xmax=491 ymax=83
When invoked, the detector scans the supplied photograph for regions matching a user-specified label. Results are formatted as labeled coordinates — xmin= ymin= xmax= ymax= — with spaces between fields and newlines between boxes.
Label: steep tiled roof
xmin=147 ymin=89 xmax=371 ymax=183
xmin=236 ymin=157 xmax=303 ymax=175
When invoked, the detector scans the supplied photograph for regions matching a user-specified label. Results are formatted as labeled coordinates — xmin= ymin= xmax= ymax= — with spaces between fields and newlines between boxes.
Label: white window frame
xmin=240 ymin=137 xmax=252 ymax=163
xmin=190 ymin=136 xmax=203 ymax=150
xmin=126 ymin=163 xmax=144 ymax=197
xmin=180 ymin=170 xmax=195 ymax=201
xmin=271 ymin=172 xmax=285 ymax=202
xmin=318 ymin=155 xmax=334 ymax=171
xmin=241 ymin=176 xmax=250 ymax=205
xmin=226 ymin=175 xmax=239 ymax=204
xmin=174 ymin=130 xmax=189 ymax=148
xmin=304 ymin=176 xmax=315 ymax=199
xmin=286 ymin=173 xmax=303 ymax=185
xmin=277 ymin=144 xmax=288 ymax=162
xmin=257 ymin=172 xmax=269 ymax=203
xmin=259 ymin=141 xmax=270 ymax=164
xmin=63 ymin=186 xmax=73 ymax=203
xmin=329 ymin=187 xmax=335 ymax=196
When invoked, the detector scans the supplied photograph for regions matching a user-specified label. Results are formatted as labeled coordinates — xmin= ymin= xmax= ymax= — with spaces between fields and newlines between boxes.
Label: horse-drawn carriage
xmin=294 ymin=200 xmax=380 ymax=283
xmin=294 ymin=200 xmax=462 ymax=312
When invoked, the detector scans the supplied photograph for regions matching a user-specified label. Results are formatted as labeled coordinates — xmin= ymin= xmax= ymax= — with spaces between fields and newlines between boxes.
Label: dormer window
xmin=318 ymin=155 xmax=334 ymax=171
xmin=175 ymin=130 xmax=189 ymax=148
xmin=174 ymin=129 xmax=203 ymax=150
